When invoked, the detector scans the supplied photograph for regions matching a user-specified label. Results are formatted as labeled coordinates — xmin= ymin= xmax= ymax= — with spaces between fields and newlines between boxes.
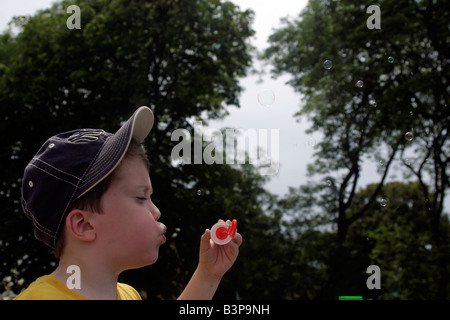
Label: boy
xmin=14 ymin=106 xmax=242 ymax=300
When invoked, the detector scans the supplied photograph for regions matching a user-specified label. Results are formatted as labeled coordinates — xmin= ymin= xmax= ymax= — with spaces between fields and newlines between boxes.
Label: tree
xmin=274 ymin=181 xmax=449 ymax=300
xmin=263 ymin=0 xmax=449 ymax=298
xmin=0 ymin=0 xmax=263 ymax=299
xmin=347 ymin=182 xmax=450 ymax=299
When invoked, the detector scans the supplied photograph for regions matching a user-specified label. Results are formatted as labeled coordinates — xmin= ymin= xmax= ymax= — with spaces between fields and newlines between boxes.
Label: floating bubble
xmin=356 ymin=80 xmax=364 ymax=88
xmin=306 ymin=137 xmax=316 ymax=147
xmin=388 ymin=56 xmax=394 ymax=63
xmin=257 ymin=89 xmax=275 ymax=107
xmin=378 ymin=198 xmax=388 ymax=207
xmin=404 ymin=132 xmax=414 ymax=141
xmin=377 ymin=160 xmax=385 ymax=174
xmin=323 ymin=60 xmax=332 ymax=70
xmin=326 ymin=179 xmax=338 ymax=193
xmin=196 ymin=189 xmax=202 ymax=196
xmin=212 ymin=43 xmax=221 ymax=50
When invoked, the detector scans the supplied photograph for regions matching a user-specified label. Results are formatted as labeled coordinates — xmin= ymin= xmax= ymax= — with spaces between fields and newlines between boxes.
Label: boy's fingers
xmin=200 ymin=229 xmax=212 ymax=250
xmin=232 ymin=232 xmax=243 ymax=247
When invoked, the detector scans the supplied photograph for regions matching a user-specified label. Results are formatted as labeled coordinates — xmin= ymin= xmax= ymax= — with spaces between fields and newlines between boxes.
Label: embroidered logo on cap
xmin=67 ymin=130 xmax=104 ymax=143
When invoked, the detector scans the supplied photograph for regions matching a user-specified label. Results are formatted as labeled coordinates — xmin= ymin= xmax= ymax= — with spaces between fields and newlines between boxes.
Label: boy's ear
xmin=65 ymin=209 xmax=96 ymax=243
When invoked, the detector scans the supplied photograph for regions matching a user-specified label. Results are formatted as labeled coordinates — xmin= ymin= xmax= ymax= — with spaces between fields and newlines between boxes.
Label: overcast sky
xmin=207 ymin=0 xmax=315 ymax=196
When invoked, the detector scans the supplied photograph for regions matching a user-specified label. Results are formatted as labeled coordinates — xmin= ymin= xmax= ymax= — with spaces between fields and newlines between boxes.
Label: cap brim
xmin=128 ymin=106 xmax=154 ymax=143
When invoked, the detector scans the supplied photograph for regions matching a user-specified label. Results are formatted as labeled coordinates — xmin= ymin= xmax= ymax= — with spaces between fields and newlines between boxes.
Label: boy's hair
xmin=54 ymin=139 xmax=150 ymax=258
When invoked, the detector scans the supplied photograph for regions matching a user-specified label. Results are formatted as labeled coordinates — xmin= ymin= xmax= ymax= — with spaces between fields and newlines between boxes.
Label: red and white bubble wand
xmin=210 ymin=219 xmax=237 ymax=245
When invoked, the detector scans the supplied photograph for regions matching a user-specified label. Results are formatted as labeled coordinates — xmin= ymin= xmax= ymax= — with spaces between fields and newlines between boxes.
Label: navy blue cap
xmin=21 ymin=106 xmax=154 ymax=249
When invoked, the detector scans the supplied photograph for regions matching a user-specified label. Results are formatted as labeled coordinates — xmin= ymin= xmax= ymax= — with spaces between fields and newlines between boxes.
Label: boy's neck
xmin=51 ymin=258 xmax=119 ymax=300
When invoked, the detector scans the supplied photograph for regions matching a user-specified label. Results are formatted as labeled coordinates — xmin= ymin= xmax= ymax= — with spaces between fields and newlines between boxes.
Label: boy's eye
xmin=136 ymin=197 xmax=148 ymax=201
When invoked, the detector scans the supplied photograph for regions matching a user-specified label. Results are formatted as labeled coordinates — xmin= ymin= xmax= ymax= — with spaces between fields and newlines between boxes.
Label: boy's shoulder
xmin=14 ymin=275 xmax=141 ymax=300
xmin=117 ymin=282 xmax=142 ymax=300
xmin=14 ymin=275 xmax=89 ymax=300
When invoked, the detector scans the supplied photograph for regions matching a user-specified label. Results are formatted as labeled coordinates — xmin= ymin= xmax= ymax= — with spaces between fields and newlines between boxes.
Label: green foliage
xmin=347 ymin=182 xmax=450 ymax=299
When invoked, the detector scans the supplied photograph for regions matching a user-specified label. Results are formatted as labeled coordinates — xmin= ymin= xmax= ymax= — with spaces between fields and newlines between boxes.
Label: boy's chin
xmin=124 ymin=251 xmax=160 ymax=271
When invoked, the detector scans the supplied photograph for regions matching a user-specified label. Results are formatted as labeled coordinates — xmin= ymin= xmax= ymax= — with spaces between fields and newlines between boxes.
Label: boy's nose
xmin=153 ymin=206 xmax=161 ymax=221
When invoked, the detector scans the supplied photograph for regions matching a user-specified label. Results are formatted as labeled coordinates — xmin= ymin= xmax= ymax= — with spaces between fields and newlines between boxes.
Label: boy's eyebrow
xmin=135 ymin=185 xmax=153 ymax=195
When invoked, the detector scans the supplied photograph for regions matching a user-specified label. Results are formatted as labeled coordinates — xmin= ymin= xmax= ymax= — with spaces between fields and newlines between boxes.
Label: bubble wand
xmin=210 ymin=219 xmax=237 ymax=245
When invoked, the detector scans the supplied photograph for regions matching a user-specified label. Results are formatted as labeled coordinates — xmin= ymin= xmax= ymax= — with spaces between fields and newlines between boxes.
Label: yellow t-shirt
xmin=14 ymin=275 xmax=141 ymax=300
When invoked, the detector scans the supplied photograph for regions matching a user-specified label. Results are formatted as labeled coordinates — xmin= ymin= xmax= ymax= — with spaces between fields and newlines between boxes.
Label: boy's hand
xmin=177 ymin=221 xmax=242 ymax=300
xmin=198 ymin=220 xmax=243 ymax=280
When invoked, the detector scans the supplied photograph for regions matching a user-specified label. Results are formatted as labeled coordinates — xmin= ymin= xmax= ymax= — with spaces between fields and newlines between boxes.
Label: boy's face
xmin=94 ymin=155 xmax=166 ymax=271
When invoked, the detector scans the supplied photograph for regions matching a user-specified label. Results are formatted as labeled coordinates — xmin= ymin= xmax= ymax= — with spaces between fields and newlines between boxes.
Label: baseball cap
xmin=21 ymin=106 xmax=154 ymax=249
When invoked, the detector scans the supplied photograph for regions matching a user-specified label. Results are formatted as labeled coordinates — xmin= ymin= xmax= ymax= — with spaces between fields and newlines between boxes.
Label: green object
xmin=339 ymin=296 xmax=363 ymax=300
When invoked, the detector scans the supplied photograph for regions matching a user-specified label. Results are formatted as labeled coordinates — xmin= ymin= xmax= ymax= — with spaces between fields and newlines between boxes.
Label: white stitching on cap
xmin=31 ymin=159 xmax=82 ymax=184
xmin=76 ymin=134 xmax=107 ymax=190
xmin=22 ymin=184 xmax=79 ymax=248
xmin=81 ymin=133 xmax=125 ymax=187
xmin=22 ymin=200 xmax=57 ymax=236
xmin=53 ymin=183 xmax=79 ymax=248
xmin=28 ymin=163 xmax=80 ymax=188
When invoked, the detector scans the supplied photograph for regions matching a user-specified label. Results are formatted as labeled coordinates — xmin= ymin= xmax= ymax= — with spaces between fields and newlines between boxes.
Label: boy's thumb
xmin=200 ymin=229 xmax=212 ymax=252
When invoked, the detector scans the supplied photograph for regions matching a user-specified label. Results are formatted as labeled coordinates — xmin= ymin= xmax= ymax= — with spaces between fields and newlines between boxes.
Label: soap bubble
xmin=377 ymin=160 xmax=385 ymax=174
xmin=356 ymin=80 xmax=364 ymax=88
xmin=388 ymin=56 xmax=394 ymax=63
xmin=325 ymin=179 xmax=337 ymax=193
xmin=404 ymin=132 xmax=414 ymax=141
xmin=305 ymin=137 xmax=316 ymax=147
xmin=368 ymin=98 xmax=377 ymax=108
xmin=323 ymin=60 xmax=332 ymax=70
xmin=378 ymin=198 xmax=388 ymax=207
xmin=257 ymin=89 xmax=275 ymax=107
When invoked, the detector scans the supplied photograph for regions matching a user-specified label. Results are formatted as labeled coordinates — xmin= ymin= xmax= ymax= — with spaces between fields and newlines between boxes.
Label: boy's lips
xmin=161 ymin=225 xmax=167 ymax=243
